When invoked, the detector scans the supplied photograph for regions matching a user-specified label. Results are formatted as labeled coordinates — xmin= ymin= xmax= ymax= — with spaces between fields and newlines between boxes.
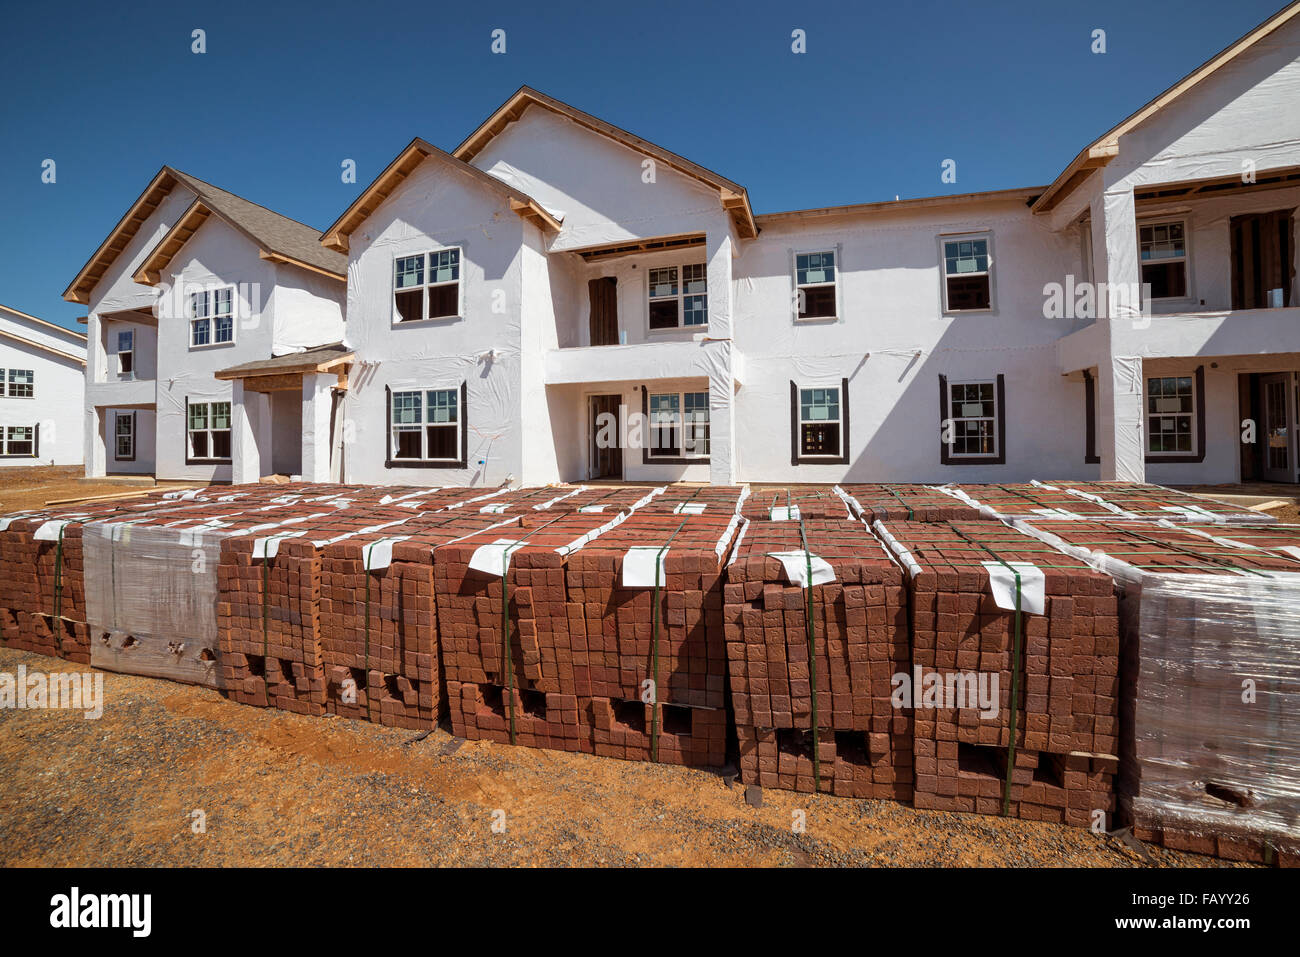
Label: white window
xmin=947 ymin=380 xmax=998 ymax=457
xmin=190 ymin=288 xmax=234 ymax=346
xmin=647 ymin=391 xmax=710 ymax=458
xmin=117 ymin=330 xmax=135 ymax=377
xmin=647 ymin=263 xmax=708 ymax=330
xmin=794 ymin=251 xmax=837 ymax=319
xmin=1146 ymin=375 xmax=1195 ymax=455
xmin=391 ymin=388 xmax=460 ymax=461
xmin=942 ymin=234 xmax=993 ymax=311
xmin=798 ymin=386 xmax=843 ymax=457
xmin=7 ymin=368 xmax=34 ymax=398
xmin=1138 ymin=221 xmax=1188 ymax=299
xmin=2 ymin=426 xmax=35 ymax=456
xmin=394 ymin=248 xmax=462 ymax=322
xmin=188 ymin=401 xmax=232 ymax=460
xmin=114 ymin=412 xmax=135 ymax=460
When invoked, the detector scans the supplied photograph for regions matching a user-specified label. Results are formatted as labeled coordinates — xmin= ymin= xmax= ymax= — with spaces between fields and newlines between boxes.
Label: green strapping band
xmin=798 ymin=519 xmax=821 ymax=789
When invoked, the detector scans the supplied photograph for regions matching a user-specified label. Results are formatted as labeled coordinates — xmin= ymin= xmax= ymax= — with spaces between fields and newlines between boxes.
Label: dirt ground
xmin=0 ymin=465 xmax=192 ymax=514
xmin=0 ymin=647 xmax=1242 ymax=868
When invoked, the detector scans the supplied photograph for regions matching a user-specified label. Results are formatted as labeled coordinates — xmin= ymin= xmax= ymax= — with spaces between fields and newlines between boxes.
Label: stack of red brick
xmin=836 ymin=484 xmax=988 ymax=523
xmin=740 ymin=487 xmax=852 ymax=521
xmin=874 ymin=520 xmax=1120 ymax=827
xmin=954 ymin=481 xmax=1275 ymax=524
xmin=724 ymin=518 xmax=912 ymax=799
xmin=437 ymin=509 xmax=737 ymax=767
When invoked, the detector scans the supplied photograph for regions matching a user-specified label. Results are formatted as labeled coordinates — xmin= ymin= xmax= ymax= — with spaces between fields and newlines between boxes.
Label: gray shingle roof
xmin=169 ymin=169 xmax=347 ymax=277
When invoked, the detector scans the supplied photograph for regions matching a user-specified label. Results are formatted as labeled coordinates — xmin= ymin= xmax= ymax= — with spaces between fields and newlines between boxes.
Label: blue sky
xmin=0 ymin=0 xmax=1287 ymax=330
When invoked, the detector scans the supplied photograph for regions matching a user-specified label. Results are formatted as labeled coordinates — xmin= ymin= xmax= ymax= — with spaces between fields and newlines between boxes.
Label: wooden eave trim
xmin=63 ymin=168 xmax=178 ymax=303
xmin=213 ymin=353 xmax=353 ymax=381
xmin=257 ymin=250 xmax=347 ymax=282
xmin=132 ymin=199 xmax=211 ymax=285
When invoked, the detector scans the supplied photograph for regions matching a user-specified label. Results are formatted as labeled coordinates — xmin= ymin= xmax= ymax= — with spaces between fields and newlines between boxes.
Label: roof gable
xmin=64 ymin=167 xmax=346 ymax=303
xmin=321 ymin=137 xmax=561 ymax=253
xmin=453 ymin=86 xmax=757 ymax=239
xmin=1034 ymin=0 xmax=1300 ymax=213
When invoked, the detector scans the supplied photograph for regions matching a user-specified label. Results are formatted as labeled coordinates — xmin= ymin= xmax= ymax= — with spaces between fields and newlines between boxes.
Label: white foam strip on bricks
xmin=980 ymin=561 xmax=1046 ymax=615
xmin=935 ymin=483 xmax=1000 ymax=519
xmin=1161 ymin=504 xmax=1225 ymax=523
xmin=831 ymin=484 xmax=861 ymax=518
xmin=767 ymin=551 xmax=835 ymax=587
xmin=252 ymin=531 xmax=307 ymax=560
xmin=1062 ymin=486 xmax=1130 ymax=515
xmin=440 ymin=487 xmax=511 ymax=511
xmin=533 ymin=486 xmax=587 ymax=510
xmin=622 ymin=546 xmax=668 ymax=588
xmin=33 ymin=520 xmax=76 ymax=541
xmin=871 ymin=519 xmax=922 ymax=579
xmin=578 ymin=504 xmax=608 ymax=513
xmin=469 ymin=539 xmax=524 ymax=575
xmin=1031 ymin=507 xmax=1088 ymax=521
xmin=480 ymin=503 xmax=509 ymax=514
xmin=362 ymin=536 xmax=411 ymax=571
xmin=556 ymin=510 xmax=630 ymax=556
xmin=769 ymin=506 xmax=800 ymax=521
xmin=726 ymin=517 xmax=751 ymax=567
xmin=380 ymin=486 xmax=444 ymax=506
xmin=310 ymin=515 xmax=416 ymax=548
xmin=674 ymin=502 xmax=707 ymax=514
xmin=716 ymin=512 xmax=743 ymax=561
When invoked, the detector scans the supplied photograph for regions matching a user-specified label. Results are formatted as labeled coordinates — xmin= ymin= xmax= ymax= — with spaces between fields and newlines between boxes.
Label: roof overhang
xmin=453 ymin=87 xmax=759 ymax=240
xmin=756 ymin=186 xmax=1047 ymax=224
xmin=214 ymin=345 xmax=354 ymax=384
xmin=0 ymin=302 xmax=89 ymax=343
xmin=321 ymin=138 xmax=562 ymax=253
xmin=63 ymin=167 xmax=178 ymax=304
xmin=1032 ymin=0 xmax=1300 ymax=214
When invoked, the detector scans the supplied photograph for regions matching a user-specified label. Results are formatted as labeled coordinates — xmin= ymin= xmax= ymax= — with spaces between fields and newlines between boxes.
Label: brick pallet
xmin=1012 ymin=518 xmax=1300 ymax=857
xmin=725 ymin=518 xmax=912 ymax=799
xmin=835 ymin=484 xmax=989 ymax=523
xmin=740 ymin=487 xmax=850 ymax=521
xmin=875 ymin=519 xmax=1120 ymax=827
xmin=634 ymin=485 xmax=747 ymax=516
xmin=954 ymin=481 xmax=1274 ymax=524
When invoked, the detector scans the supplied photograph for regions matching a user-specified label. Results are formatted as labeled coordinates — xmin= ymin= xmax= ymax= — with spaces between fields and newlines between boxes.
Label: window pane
xmin=426 ymin=425 xmax=457 ymax=459
xmin=8 ymin=369 xmax=33 ymax=397
xmin=430 ymin=248 xmax=460 ymax=284
xmin=683 ymin=392 xmax=710 ymax=455
xmin=190 ymin=432 xmax=209 ymax=459
xmin=213 ymin=288 xmax=233 ymax=316
xmin=215 ymin=314 xmax=234 ymax=343
xmin=211 ymin=403 xmax=231 ymax=429
xmin=648 ymin=267 xmax=678 ymax=298
xmin=393 ymin=429 xmax=422 ymax=459
xmin=427 ymin=283 xmax=458 ymax=319
xmin=427 ymin=389 xmax=458 ymax=423
xmin=192 ymin=318 xmax=211 ymax=345
xmin=800 ymin=387 xmax=839 ymax=422
xmin=682 ymin=264 xmax=707 ymax=294
xmin=395 ymin=289 xmax=422 ymax=322
xmin=190 ymin=290 xmax=208 ymax=318
xmin=683 ymin=294 xmax=708 ymax=326
xmin=211 ymin=430 xmax=231 ymax=460
xmin=117 ymin=331 xmax=133 ymax=350
xmin=7 ymin=427 xmax=34 ymax=456
xmin=800 ymin=422 xmax=840 ymax=456
xmin=796 ymin=251 xmax=835 ymax=286
xmin=799 ymin=285 xmax=836 ymax=319
xmin=189 ymin=404 xmax=208 ymax=430
xmin=392 ymin=392 xmax=421 ymax=425
xmin=1141 ymin=261 xmax=1186 ymax=298
xmin=946 ymin=274 xmax=991 ymax=310
xmin=1139 ymin=222 xmax=1185 ymax=261
xmin=944 ymin=239 xmax=988 ymax=275
xmin=395 ymin=255 xmax=424 ymax=289
xmin=648 ymin=299 xmax=679 ymax=329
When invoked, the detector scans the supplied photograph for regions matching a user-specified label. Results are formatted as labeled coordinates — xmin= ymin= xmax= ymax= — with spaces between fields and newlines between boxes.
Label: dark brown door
xmin=590 ymin=395 xmax=622 ymax=479
xmin=588 ymin=277 xmax=618 ymax=346
xmin=1230 ymin=210 xmax=1295 ymax=309
xmin=1261 ymin=373 xmax=1294 ymax=483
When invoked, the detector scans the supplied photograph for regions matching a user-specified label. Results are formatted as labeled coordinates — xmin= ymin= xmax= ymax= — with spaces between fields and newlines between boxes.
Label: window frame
xmin=7 ymin=367 xmax=35 ymax=398
xmin=189 ymin=287 xmax=236 ymax=349
xmin=642 ymin=389 xmax=711 ymax=462
xmin=116 ymin=329 xmax=135 ymax=378
xmin=1144 ymin=368 xmax=1206 ymax=462
xmin=384 ymin=383 xmax=469 ymax=469
xmin=939 ymin=231 xmax=996 ymax=314
xmin=938 ymin=374 xmax=1006 ymax=466
xmin=392 ymin=247 xmax=465 ymax=325
xmin=185 ymin=398 xmax=233 ymax=464
xmin=1137 ymin=217 xmax=1192 ymax=303
xmin=0 ymin=424 xmax=37 ymax=458
xmin=645 ymin=262 xmax=709 ymax=333
xmin=789 ymin=378 xmax=851 ymax=465
xmin=791 ymin=248 xmax=840 ymax=323
xmin=114 ymin=410 xmax=136 ymax=462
